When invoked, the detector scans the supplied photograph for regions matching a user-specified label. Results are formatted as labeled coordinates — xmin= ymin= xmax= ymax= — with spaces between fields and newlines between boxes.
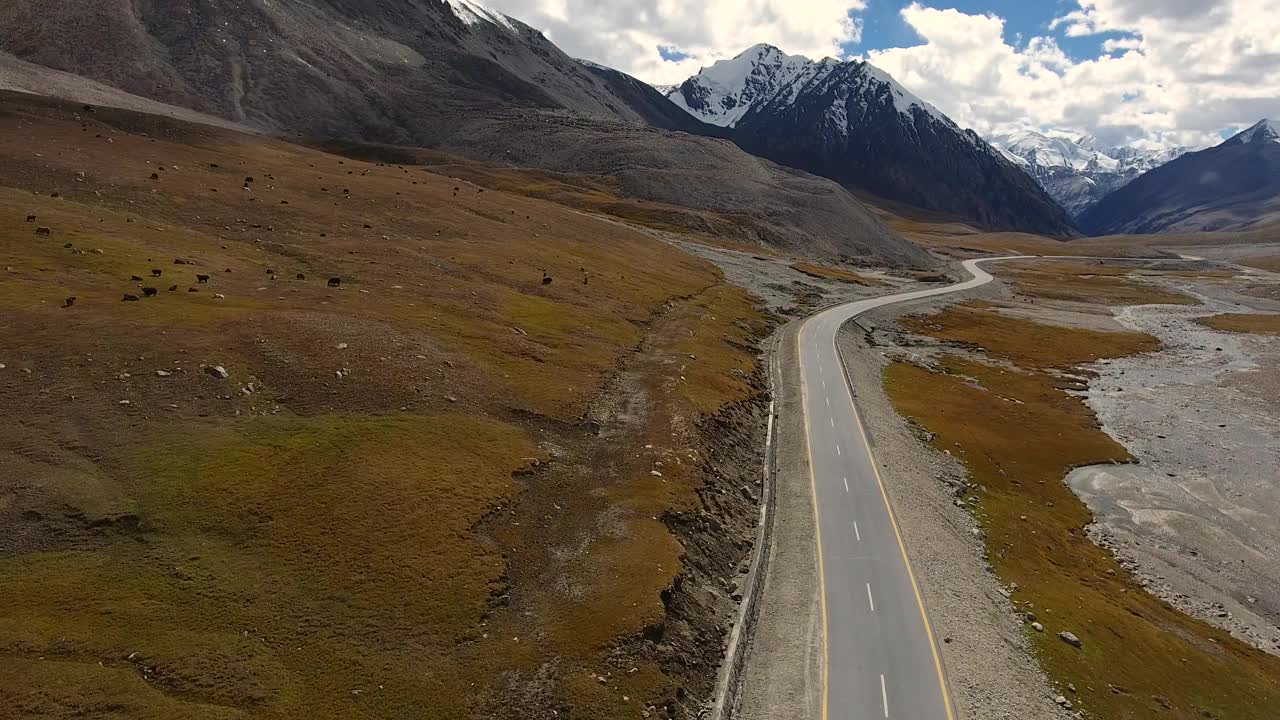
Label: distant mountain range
xmin=663 ymin=44 xmax=1077 ymax=237
xmin=1078 ymin=119 xmax=1280 ymax=235
xmin=987 ymin=131 xmax=1189 ymax=217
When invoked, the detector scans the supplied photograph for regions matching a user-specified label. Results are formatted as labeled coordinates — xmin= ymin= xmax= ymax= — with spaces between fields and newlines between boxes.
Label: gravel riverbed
xmin=1069 ymin=280 xmax=1280 ymax=655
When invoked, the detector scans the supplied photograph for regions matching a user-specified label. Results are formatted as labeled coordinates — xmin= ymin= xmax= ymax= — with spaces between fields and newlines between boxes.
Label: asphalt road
xmin=797 ymin=257 xmax=1023 ymax=720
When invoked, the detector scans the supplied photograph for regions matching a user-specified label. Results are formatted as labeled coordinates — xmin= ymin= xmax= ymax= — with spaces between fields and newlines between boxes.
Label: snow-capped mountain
xmin=1078 ymin=118 xmax=1280 ymax=235
xmin=988 ymin=130 xmax=1189 ymax=217
xmin=1222 ymin=118 xmax=1280 ymax=146
xmin=664 ymin=44 xmax=1076 ymax=236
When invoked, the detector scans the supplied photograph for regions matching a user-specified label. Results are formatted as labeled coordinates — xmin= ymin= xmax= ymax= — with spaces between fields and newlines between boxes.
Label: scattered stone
xmin=1031 ymin=622 xmax=1044 ymax=632
xmin=156 ymin=370 xmax=172 ymax=377
xmin=122 ymin=294 xmax=140 ymax=302
xmin=1059 ymin=630 xmax=1082 ymax=648
xmin=63 ymin=296 xmax=77 ymax=308
xmin=205 ymin=365 xmax=229 ymax=380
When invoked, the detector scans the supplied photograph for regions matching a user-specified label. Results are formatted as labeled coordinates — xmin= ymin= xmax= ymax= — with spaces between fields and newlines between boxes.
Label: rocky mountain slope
xmin=989 ymin=130 xmax=1188 ymax=217
xmin=1079 ymin=119 xmax=1280 ymax=235
xmin=0 ymin=0 xmax=926 ymax=266
xmin=665 ymin=44 xmax=1077 ymax=237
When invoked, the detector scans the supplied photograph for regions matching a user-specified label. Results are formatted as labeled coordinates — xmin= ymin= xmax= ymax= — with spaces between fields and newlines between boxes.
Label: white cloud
xmin=868 ymin=0 xmax=1280 ymax=148
xmin=474 ymin=0 xmax=1280 ymax=148
xmin=475 ymin=0 xmax=867 ymax=85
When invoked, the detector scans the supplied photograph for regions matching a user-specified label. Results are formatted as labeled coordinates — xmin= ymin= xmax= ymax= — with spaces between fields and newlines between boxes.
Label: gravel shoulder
xmin=732 ymin=319 xmax=825 ymax=720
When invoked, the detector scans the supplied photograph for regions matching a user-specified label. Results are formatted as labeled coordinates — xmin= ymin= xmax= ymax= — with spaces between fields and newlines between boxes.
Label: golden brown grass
xmin=900 ymin=303 xmax=1160 ymax=368
xmin=790 ymin=261 xmax=884 ymax=286
xmin=995 ymin=261 xmax=1201 ymax=306
xmin=1198 ymin=313 xmax=1280 ymax=335
xmin=887 ymin=308 xmax=1280 ymax=719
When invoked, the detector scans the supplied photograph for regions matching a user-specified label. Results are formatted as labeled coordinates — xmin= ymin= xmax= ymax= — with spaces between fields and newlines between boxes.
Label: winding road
xmin=797 ymin=257 xmax=1024 ymax=720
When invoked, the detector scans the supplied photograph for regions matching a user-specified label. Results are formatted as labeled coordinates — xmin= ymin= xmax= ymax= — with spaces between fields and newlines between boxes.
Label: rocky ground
xmin=1070 ymin=271 xmax=1280 ymax=656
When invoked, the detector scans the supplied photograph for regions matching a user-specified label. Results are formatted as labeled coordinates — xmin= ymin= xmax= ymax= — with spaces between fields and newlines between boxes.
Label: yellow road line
xmin=844 ymin=353 xmax=957 ymax=720
xmin=798 ymin=322 xmax=831 ymax=720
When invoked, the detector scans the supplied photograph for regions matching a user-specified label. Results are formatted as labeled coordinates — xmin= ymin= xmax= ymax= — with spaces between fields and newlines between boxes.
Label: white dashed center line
xmin=866 ymin=583 xmax=875 ymax=612
xmin=853 ymin=521 xmax=861 ymax=541
xmin=836 ymin=444 xmax=841 ymax=456
xmin=842 ymin=476 xmax=849 ymax=493
xmin=881 ymin=673 xmax=889 ymax=718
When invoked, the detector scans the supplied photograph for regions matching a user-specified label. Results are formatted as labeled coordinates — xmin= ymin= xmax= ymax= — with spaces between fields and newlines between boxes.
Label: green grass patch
xmin=0 ymin=413 xmax=542 ymax=719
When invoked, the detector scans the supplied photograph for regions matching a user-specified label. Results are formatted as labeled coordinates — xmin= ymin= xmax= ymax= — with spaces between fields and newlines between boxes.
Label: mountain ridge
xmin=665 ymin=44 xmax=1078 ymax=237
xmin=1078 ymin=119 xmax=1280 ymax=235
xmin=0 ymin=0 xmax=927 ymax=266
xmin=988 ymin=130 xmax=1190 ymax=217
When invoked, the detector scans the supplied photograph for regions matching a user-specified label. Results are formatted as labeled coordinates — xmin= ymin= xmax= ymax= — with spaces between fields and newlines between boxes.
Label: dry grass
xmin=994 ymin=261 xmax=1202 ymax=306
xmin=0 ymin=94 xmax=771 ymax=718
xmin=1236 ymin=254 xmax=1280 ymax=273
xmin=1197 ymin=313 xmax=1280 ymax=335
xmin=900 ymin=303 xmax=1160 ymax=368
xmin=789 ymin=262 xmax=884 ymax=286
xmin=887 ymin=308 xmax=1280 ymax=719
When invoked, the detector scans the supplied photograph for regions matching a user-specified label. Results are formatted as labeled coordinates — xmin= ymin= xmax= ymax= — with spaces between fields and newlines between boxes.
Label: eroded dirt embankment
xmin=1070 ymin=281 xmax=1280 ymax=655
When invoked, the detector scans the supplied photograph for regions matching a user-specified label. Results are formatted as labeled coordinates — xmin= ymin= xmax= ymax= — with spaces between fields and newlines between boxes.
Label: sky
xmin=469 ymin=0 xmax=1280 ymax=150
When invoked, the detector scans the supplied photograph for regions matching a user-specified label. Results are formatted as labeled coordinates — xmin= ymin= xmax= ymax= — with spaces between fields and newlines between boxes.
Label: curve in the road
xmin=798 ymin=257 xmax=1026 ymax=720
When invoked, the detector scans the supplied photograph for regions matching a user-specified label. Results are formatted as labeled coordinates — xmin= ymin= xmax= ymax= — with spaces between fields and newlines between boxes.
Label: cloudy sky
xmin=472 ymin=0 xmax=1280 ymax=149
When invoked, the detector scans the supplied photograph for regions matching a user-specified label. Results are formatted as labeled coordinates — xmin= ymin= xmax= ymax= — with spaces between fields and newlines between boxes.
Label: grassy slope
xmin=887 ymin=302 xmax=1280 ymax=719
xmin=1198 ymin=313 xmax=1280 ymax=335
xmin=0 ymin=95 xmax=769 ymax=718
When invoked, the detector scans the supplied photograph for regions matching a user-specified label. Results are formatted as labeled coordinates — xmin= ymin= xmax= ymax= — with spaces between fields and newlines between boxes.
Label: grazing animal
xmin=542 ymin=276 xmax=553 ymax=286
xmin=327 ymin=277 xmax=341 ymax=288
xmin=142 ymin=287 xmax=158 ymax=297
xmin=122 ymin=294 xmax=140 ymax=302
xmin=130 ymin=275 xmax=144 ymax=282
xmin=265 ymin=268 xmax=275 ymax=275
xmin=26 ymin=215 xmax=35 ymax=222
xmin=188 ymin=287 xmax=199 ymax=293
xmin=35 ymin=226 xmax=51 ymax=236
xmin=149 ymin=172 xmax=159 ymax=180
xmin=169 ymin=285 xmax=178 ymax=292
xmin=196 ymin=274 xmax=210 ymax=283
xmin=151 ymin=269 xmax=162 ymax=277
xmin=63 ymin=297 xmax=76 ymax=308
xmin=296 ymin=273 xmax=306 ymax=280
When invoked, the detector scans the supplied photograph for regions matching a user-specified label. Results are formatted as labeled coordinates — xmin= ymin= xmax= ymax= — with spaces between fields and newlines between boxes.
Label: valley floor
xmin=867 ymin=253 xmax=1280 ymax=718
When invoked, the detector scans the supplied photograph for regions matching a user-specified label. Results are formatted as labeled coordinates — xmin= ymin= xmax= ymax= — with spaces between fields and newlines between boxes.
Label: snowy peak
xmin=988 ymin=129 xmax=1190 ymax=216
xmin=666 ymin=45 xmax=949 ymax=132
xmin=989 ymin=130 xmax=1117 ymax=173
xmin=446 ymin=0 xmax=517 ymax=32
xmin=1224 ymin=118 xmax=1280 ymax=146
xmin=667 ymin=44 xmax=815 ymax=128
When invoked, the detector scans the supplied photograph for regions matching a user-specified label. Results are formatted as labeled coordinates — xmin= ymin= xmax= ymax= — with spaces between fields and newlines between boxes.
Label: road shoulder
xmin=733 ymin=319 xmax=825 ymax=720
